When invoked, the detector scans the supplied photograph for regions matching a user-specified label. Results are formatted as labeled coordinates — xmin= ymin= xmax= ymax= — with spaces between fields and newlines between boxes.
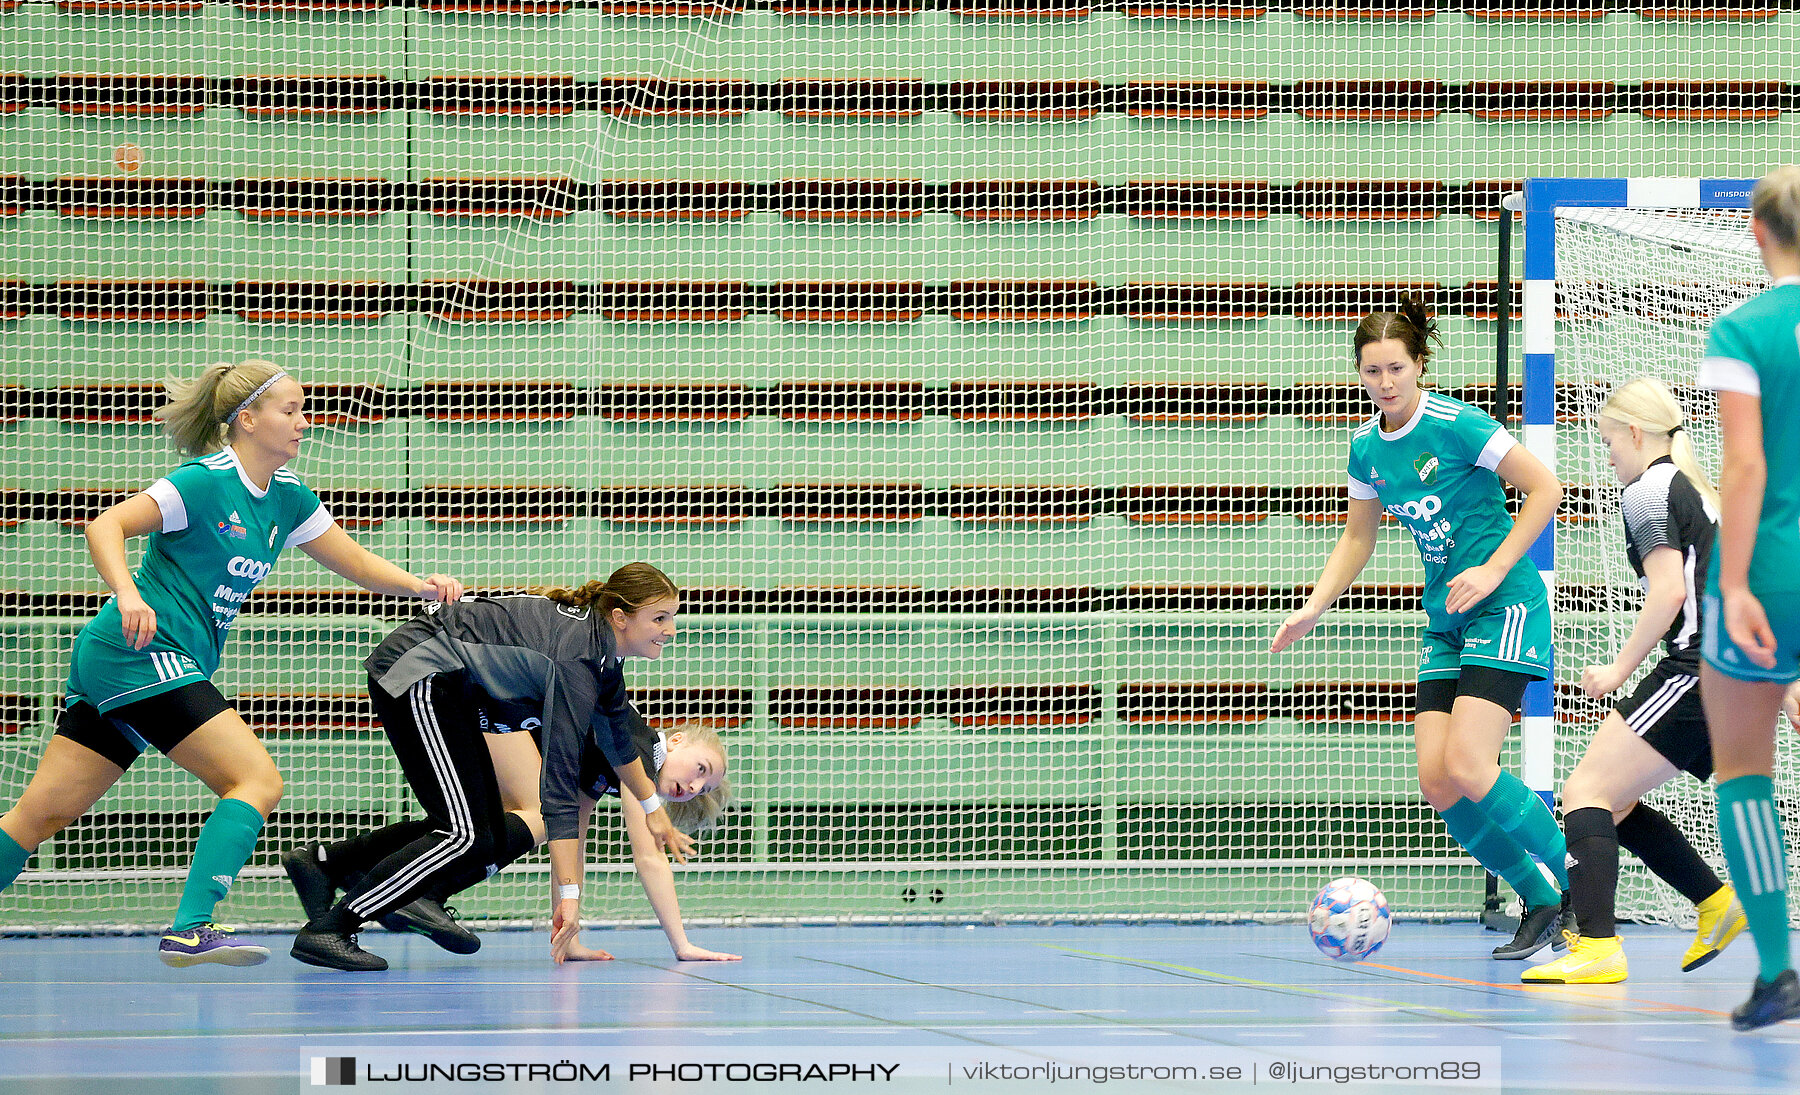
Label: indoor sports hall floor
xmin=2 ymin=922 xmax=1796 ymax=1094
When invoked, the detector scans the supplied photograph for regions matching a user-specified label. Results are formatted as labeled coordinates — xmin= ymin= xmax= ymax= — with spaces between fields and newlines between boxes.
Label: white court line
xmin=917 ymin=1011 xmax=989 ymax=1016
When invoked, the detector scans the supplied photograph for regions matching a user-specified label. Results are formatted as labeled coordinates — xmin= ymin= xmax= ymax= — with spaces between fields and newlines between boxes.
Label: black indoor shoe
xmin=1731 ymin=969 xmax=1800 ymax=1032
xmin=281 ymin=844 xmax=337 ymax=924
xmin=1492 ymin=898 xmax=1570 ymax=960
xmin=291 ymin=927 xmax=389 ymax=972
xmin=380 ymin=897 xmax=481 ymax=955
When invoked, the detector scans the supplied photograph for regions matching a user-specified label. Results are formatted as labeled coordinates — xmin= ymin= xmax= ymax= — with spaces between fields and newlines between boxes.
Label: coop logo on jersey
xmin=216 ymin=510 xmax=248 ymax=541
xmin=226 ymin=556 xmax=273 ymax=581
xmin=1414 ymin=452 xmax=1439 ymax=485
xmin=1385 ymin=495 xmax=1443 ymax=522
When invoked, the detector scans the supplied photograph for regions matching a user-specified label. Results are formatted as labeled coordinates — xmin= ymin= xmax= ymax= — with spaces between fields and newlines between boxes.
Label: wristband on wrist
xmin=638 ymin=792 xmax=664 ymax=815
xmin=558 ymin=884 xmax=580 ymax=900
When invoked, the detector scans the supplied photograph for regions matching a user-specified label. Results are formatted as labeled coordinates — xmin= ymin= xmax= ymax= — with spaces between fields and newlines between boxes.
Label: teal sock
xmin=1716 ymin=775 xmax=1793 ymax=983
xmin=1441 ymin=797 xmax=1560 ymax=908
xmin=1478 ymin=770 xmax=1569 ymax=892
xmin=169 ymin=798 xmax=266 ymax=932
xmin=0 ymin=827 xmax=29 ymax=892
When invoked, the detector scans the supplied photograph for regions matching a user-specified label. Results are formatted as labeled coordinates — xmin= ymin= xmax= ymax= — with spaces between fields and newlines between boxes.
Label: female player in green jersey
xmin=1696 ymin=165 xmax=1800 ymax=1031
xmin=0 ymin=359 xmax=463 ymax=967
xmin=1272 ymin=295 xmax=1571 ymax=959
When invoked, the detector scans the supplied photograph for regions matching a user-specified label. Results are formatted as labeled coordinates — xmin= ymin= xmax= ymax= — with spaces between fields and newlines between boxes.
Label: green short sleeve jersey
xmin=1697 ymin=279 xmax=1800 ymax=596
xmin=1346 ymin=391 xmax=1547 ymax=631
xmin=87 ymin=447 xmax=333 ymax=677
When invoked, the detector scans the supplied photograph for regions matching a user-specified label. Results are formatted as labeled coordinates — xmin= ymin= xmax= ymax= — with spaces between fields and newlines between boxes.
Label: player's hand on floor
xmin=558 ymin=935 xmax=614 ymax=962
xmin=673 ymin=942 xmax=741 ymax=962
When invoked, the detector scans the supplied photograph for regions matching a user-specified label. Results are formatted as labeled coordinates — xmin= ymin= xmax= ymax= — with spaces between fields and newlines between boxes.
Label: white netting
xmin=1553 ymin=204 xmax=1800 ymax=927
xmin=0 ymin=7 xmax=1797 ymax=933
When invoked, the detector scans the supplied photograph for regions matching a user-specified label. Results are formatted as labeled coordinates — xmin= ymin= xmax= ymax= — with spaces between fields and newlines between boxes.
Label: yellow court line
xmin=1043 ymin=945 xmax=1483 ymax=1021
xmin=1358 ymin=961 xmax=1731 ymax=1019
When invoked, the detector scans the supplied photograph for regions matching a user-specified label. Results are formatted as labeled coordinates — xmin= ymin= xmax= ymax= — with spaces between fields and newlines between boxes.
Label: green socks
xmin=169 ymin=798 xmax=266 ymax=932
xmin=1442 ymin=796 xmax=1561 ymax=909
xmin=0 ymin=827 xmax=29 ymax=892
xmin=1716 ymin=775 xmax=1793 ymax=983
xmin=1478 ymin=771 xmax=1570 ymax=893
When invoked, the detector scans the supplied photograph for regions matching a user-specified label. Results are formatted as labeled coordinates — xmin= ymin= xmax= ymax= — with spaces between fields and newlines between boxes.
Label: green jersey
xmin=78 ymin=448 xmax=331 ymax=689
xmin=1698 ymin=278 xmax=1800 ymax=596
xmin=1346 ymin=391 xmax=1546 ymax=631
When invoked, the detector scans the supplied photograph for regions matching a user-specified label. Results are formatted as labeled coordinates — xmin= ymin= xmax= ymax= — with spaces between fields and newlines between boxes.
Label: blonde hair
xmin=658 ymin=722 xmax=733 ymax=833
xmin=154 ymin=358 xmax=289 ymax=457
xmin=540 ymin=562 xmax=678 ymax=619
xmin=1752 ymin=165 xmax=1800 ymax=251
xmin=1599 ymin=377 xmax=1720 ymax=512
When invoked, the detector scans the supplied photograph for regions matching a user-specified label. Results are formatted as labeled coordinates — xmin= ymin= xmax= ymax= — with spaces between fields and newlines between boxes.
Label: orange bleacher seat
xmin=945 ymin=381 xmax=1099 ymax=419
xmin=598 ymin=0 xmax=744 ymax=12
xmin=233 ymin=76 xmax=392 ymax=118
xmin=0 ymin=280 xmax=28 ymax=320
xmin=1286 ymin=383 xmax=1372 ymax=424
xmin=1114 ymin=584 xmax=1279 ymax=611
xmin=1290 ymin=282 xmax=1442 ymax=322
xmin=1460 ymin=0 xmax=1607 ymax=18
xmin=231 ymin=178 xmax=394 ymax=219
xmin=55 ymin=75 xmax=208 ymax=117
xmin=1291 ymin=80 xmax=1443 ymax=122
xmin=59 ymin=280 xmax=209 ymax=322
xmin=1120 ymin=383 xmax=1275 ymax=423
xmin=1638 ymin=80 xmax=1787 ymax=122
xmin=235 ymin=0 xmax=392 ymax=10
xmin=1119 ymin=283 xmax=1273 ymax=320
xmin=594 ymin=281 xmax=750 ymax=322
xmin=945 ymin=81 xmax=1105 ymax=122
xmin=598 ymin=79 xmax=750 ymax=118
xmin=1635 ymin=0 xmax=1778 ymax=17
xmin=1288 ymin=681 xmax=1414 ymax=722
xmin=421 ymin=177 xmax=580 ymax=218
xmin=1289 ymin=484 xmax=1354 ymax=524
xmin=420 ymin=0 xmax=572 ymax=12
xmin=776 ymin=382 xmax=928 ymax=422
xmin=1294 ymin=0 xmax=1434 ymax=16
xmin=1463 ymin=81 xmax=1615 ymax=122
xmin=778 ymin=179 xmax=928 ymax=220
xmin=943 ymin=484 xmax=1099 ymax=523
xmin=947 ymin=0 xmax=1092 ymax=16
xmin=775 ymin=282 xmax=927 ymax=322
xmin=1118 ymin=485 xmax=1275 ymax=525
xmin=947 ymin=180 xmax=1100 ymax=221
xmin=232 ymin=281 xmax=398 ymax=323
xmin=426 ymin=77 xmax=581 ymax=117
xmin=944 ymin=684 xmax=1098 ymax=727
xmin=773 ymin=0 xmax=922 ymax=12
xmin=771 ymin=686 xmax=924 ymax=729
xmin=1118 ymin=682 xmax=1273 ymax=723
xmin=1122 ymin=181 xmax=1273 ymax=218
xmin=0 ymin=78 xmax=25 ymax=115
xmin=57 ymin=0 xmax=204 ymax=12
xmin=1292 ymin=180 xmax=1445 ymax=221
xmin=1119 ymin=1 xmax=1268 ymax=15
xmin=54 ymin=177 xmax=208 ymax=218
xmin=422 ymin=280 xmax=580 ymax=322
xmin=232 ymin=693 xmax=378 ymax=734
xmin=595 ymin=181 xmax=749 ymax=220
xmin=944 ymin=282 xmax=1098 ymax=322
xmin=1120 ymin=83 xmax=1273 ymax=121
xmin=1461 ymin=180 xmax=1523 ymax=220
xmin=778 ymin=80 xmax=928 ymax=120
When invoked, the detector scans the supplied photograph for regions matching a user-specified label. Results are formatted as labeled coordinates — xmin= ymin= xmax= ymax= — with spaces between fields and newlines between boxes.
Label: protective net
xmin=1552 ymin=204 xmax=1800 ymax=927
xmin=0 ymin=6 xmax=1796 ymax=932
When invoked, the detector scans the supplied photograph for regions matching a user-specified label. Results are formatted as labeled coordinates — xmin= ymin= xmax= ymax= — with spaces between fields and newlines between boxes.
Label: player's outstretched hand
xmin=550 ymin=896 xmax=581 ymax=964
xmin=116 ymin=592 xmax=157 ymax=650
xmin=646 ymin=811 xmax=696 ymax=865
xmin=420 ymin=574 xmax=465 ymax=604
xmin=1580 ymin=663 xmax=1628 ymax=700
xmin=1443 ymin=563 xmax=1504 ymax=616
xmin=673 ymin=942 xmax=742 ymax=962
xmin=1270 ymin=608 xmax=1321 ymax=654
xmin=1722 ymin=587 xmax=1778 ymax=670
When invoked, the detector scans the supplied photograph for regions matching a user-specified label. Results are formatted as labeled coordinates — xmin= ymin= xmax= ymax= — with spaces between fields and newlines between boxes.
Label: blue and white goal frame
xmin=1518 ymin=177 xmax=1757 ymax=801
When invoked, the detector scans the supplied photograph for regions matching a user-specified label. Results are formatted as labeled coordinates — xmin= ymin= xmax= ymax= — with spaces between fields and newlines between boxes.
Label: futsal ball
xmin=1308 ymin=876 xmax=1391 ymax=961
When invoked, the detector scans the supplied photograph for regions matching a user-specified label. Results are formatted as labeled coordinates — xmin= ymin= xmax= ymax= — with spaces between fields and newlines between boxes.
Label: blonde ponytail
xmin=154 ymin=358 xmax=288 ymax=457
xmin=1599 ymin=377 xmax=1720 ymax=511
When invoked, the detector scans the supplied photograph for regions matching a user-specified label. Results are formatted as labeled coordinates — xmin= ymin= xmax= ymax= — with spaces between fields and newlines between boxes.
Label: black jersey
xmin=364 ymin=593 xmax=640 ymax=841
xmin=1621 ymin=457 xmax=1717 ymax=667
xmin=576 ymin=721 xmax=666 ymax=802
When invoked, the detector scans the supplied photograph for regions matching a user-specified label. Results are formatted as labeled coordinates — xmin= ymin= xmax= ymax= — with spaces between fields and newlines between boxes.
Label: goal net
xmin=1551 ymin=203 xmax=1800 ymax=927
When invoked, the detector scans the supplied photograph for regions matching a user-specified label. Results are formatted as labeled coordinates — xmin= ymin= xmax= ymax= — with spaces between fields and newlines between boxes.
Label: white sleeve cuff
xmin=283 ymin=505 xmax=335 ymax=548
xmin=1475 ymin=430 xmax=1517 ymax=473
xmin=143 ymin=479 xmax=186 ymax=533
xmin=1346 ymin=477 xmax=1378 ymax=501
xmin=1697 ymin=356 xmax=1760 ymax=397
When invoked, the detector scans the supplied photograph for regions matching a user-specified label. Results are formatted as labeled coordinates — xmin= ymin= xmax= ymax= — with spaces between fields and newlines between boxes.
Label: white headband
xmin=224 ymin=370 xmax=288 ymax=425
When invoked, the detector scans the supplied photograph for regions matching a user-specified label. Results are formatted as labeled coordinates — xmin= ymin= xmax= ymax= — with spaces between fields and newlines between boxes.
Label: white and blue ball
xmin=1308 ymin=877 xmax=1390 ymax=961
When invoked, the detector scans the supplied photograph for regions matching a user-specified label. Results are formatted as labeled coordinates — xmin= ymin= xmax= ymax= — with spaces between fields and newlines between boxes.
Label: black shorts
xmin=52 ymin=680 xmax=232 ymax=771
xmin=1414 ymin=665 xmax=1533 ymax=717
xmin=1615 ymin=659 xmax=1712 ymax=781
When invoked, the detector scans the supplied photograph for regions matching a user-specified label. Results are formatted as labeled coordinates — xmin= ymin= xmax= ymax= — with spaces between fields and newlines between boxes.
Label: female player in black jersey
xmin=283 ymin=563 xmax=730 ymax=970
xmin=1523 ymin=378 xmax=1746 ymax=984
xmin=0 ymin=359 xmax=461 ymax=967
